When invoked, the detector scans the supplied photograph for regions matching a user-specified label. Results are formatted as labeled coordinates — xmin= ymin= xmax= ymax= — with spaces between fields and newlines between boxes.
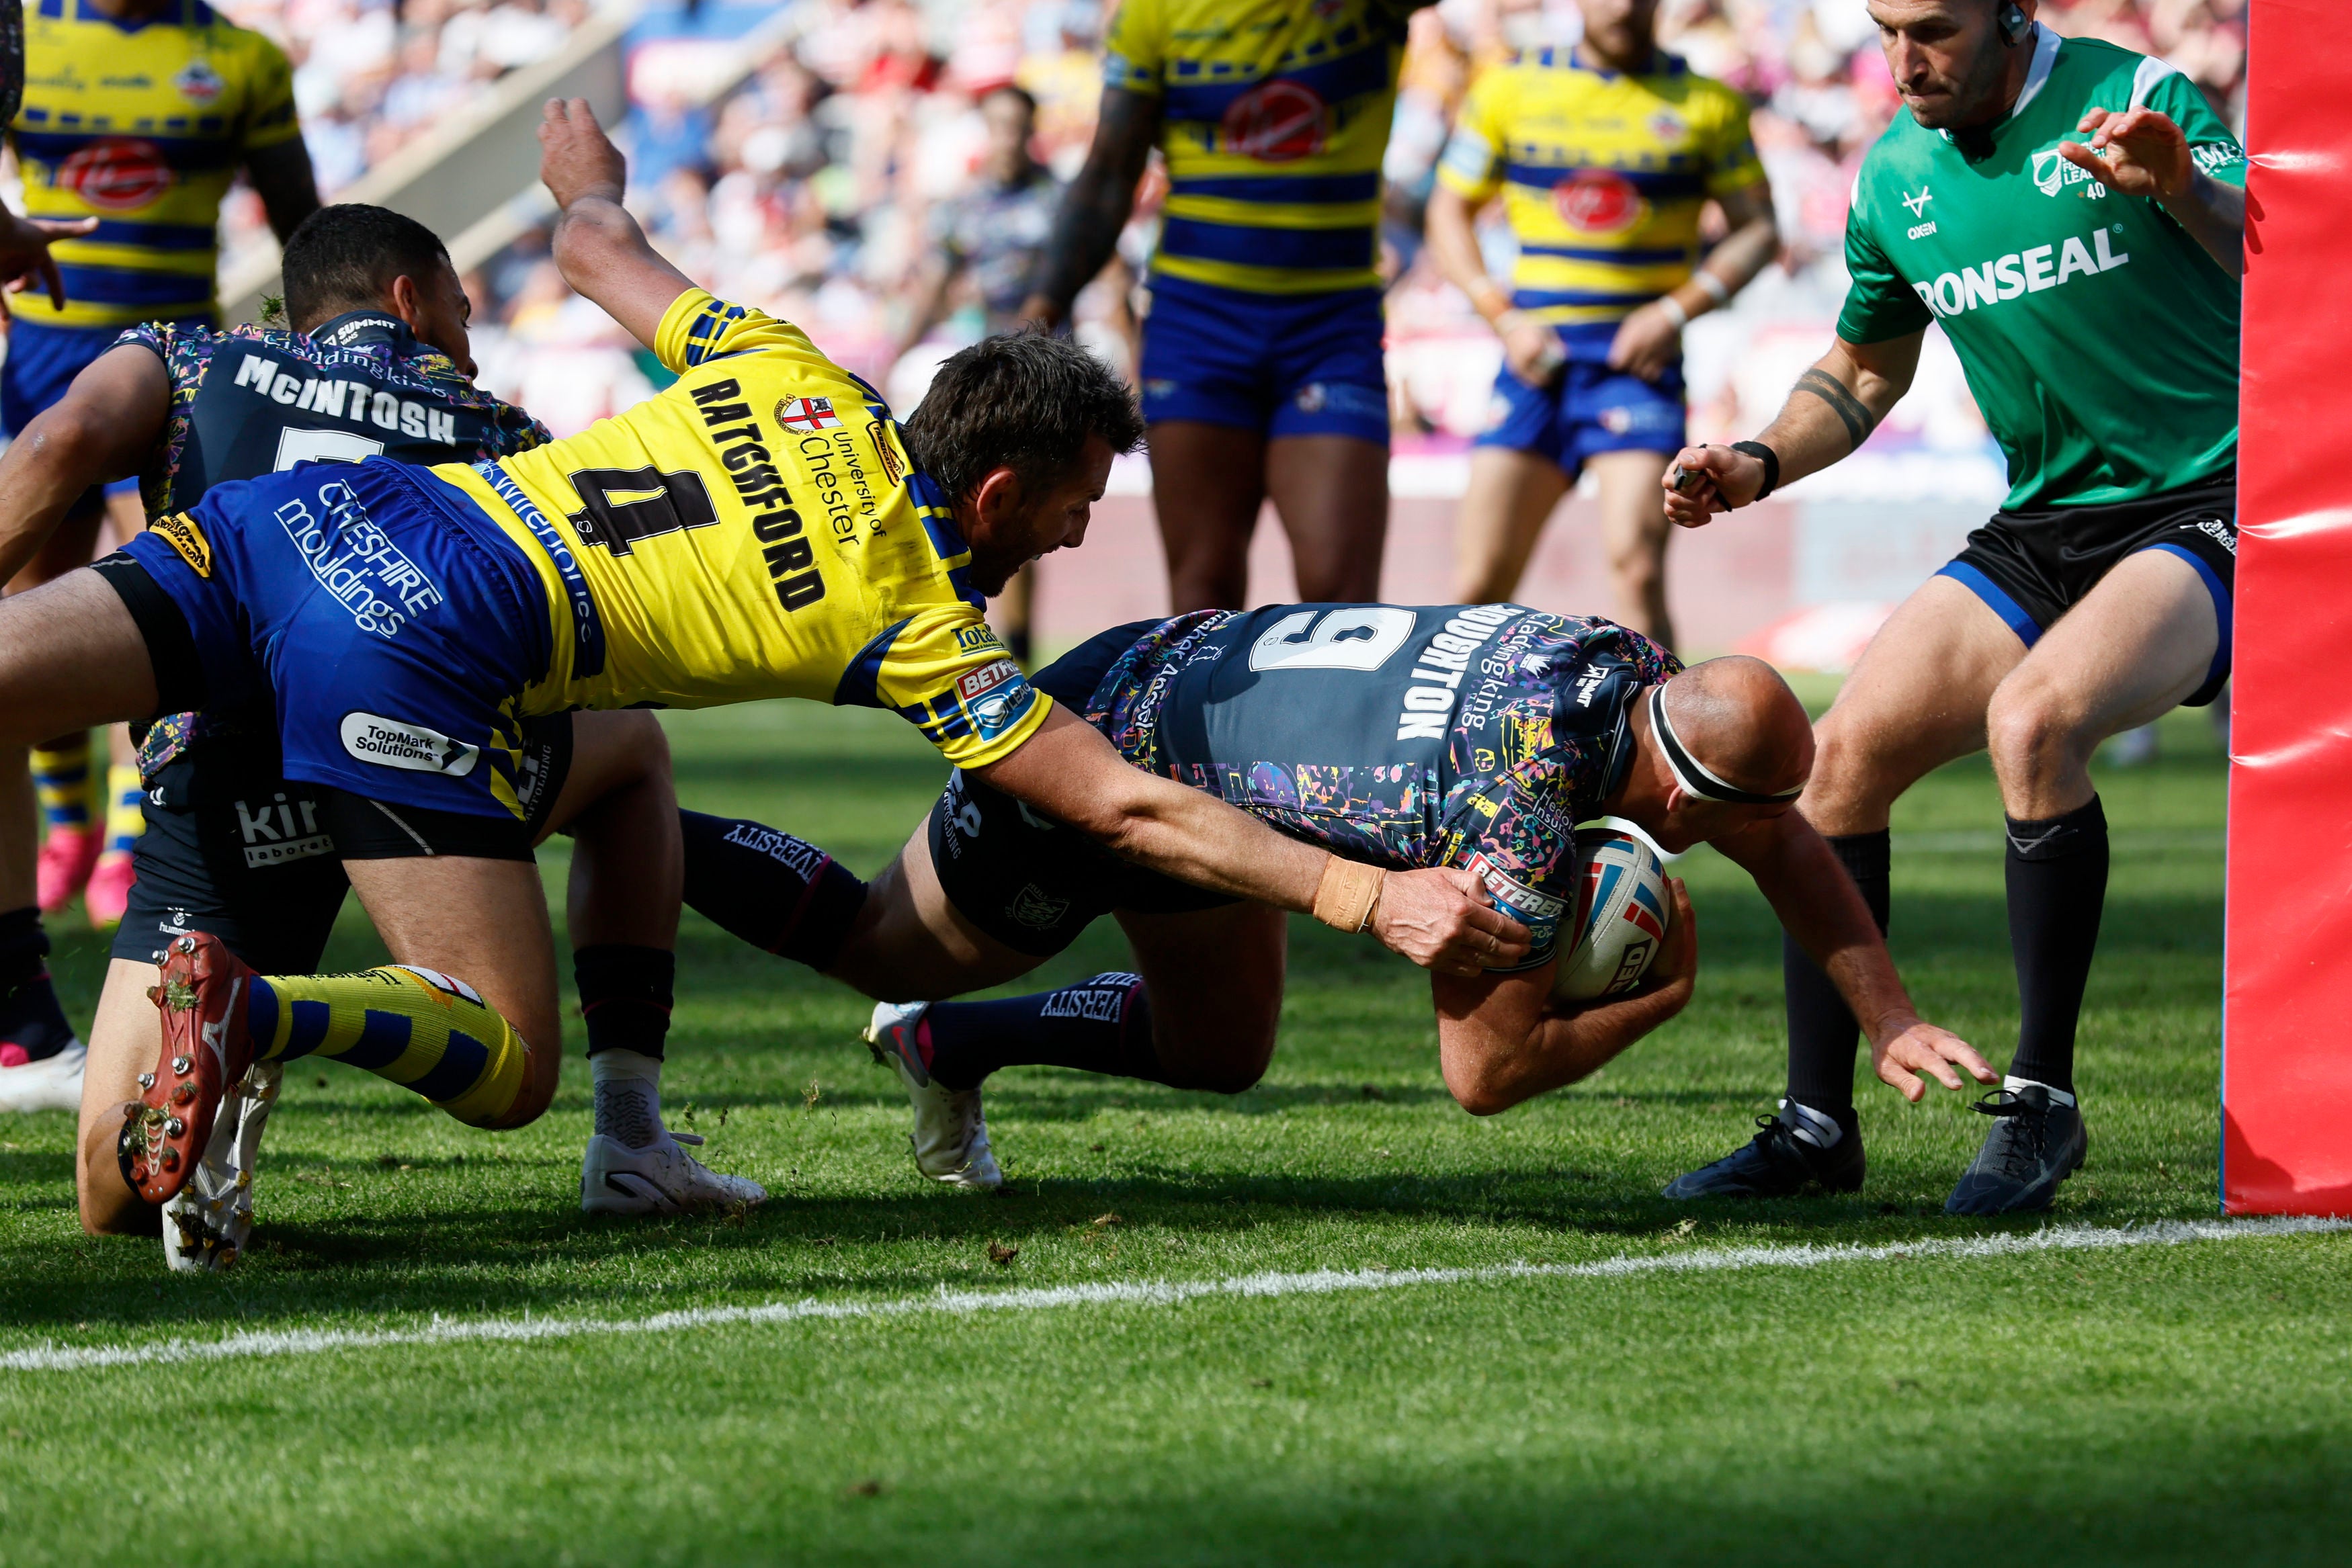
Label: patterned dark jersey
xmin=1083 ymin=604 xmax=1680 ymax=965
xmin=123 ymin=309 xmax=548 ymax=518
xmin=124 ymin=310 xmax=548 ymax=774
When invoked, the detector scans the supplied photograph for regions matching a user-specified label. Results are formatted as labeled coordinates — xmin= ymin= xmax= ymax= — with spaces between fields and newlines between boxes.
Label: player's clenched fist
xmin=1658 ymin=442 xmax=1767 ymax=528
xmin=538 ymin=97 xmax=628 ymax=211
xmin=1369 ymin=867 xmax=1532 ymax=976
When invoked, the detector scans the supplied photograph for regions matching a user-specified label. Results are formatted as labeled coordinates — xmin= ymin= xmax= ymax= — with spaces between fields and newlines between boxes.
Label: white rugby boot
xmin=0 ymin=1039 xmax=85 ymax=1113
xmin=864 ymin=1000 xmax=1003 ymax=1191
xmin=581 ymin=1126 xmax=767 ymax=1215
xmin=163 ymin=1061 xmax=280 ymax=1273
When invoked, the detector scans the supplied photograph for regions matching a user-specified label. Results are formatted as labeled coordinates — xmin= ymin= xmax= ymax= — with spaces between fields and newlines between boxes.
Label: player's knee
xmin=1802 ymin=714 xmax=1892 ymax=819
xmin=1986 ymin=679 xmax=2087 ymax=781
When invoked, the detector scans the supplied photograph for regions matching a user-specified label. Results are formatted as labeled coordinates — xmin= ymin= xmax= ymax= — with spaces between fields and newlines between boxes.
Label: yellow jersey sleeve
xmin=1101 ymin=0 xmax=1165 ymax=95
xmin=237 ymin=31 xmax=301 ymax=152
xmin=1435 ymin=68 xmax=1509 ymax=204
xmin=652 ymin=286 xmax=840 ymax=378
xmin=839 ymin=605 xmax=1054 ymax=769
xmin=1698 ymin=83 xmax=1765 ymax=199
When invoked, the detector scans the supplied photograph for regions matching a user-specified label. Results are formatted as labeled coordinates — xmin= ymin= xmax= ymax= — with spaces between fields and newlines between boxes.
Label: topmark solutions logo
xmin=339 ymin=713 xmax=480 ymax=777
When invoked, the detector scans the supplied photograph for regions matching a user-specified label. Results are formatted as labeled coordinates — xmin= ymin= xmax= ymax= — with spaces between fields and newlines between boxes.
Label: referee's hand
xmin=1660 ymin=442 xmax=1765 ymax=528
xmin=2059 ymin=106 xmax=2193 ymax=202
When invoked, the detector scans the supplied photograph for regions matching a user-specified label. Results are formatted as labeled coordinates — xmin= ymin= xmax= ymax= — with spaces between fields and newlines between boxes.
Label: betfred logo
xmin=56 ymin=138 xmax=171 ymax=211
xmin=1554 ymin=169 xmax=1642 ymax=234
xmin=957 ymin=658 xmax=1020 ymax=703
xmin=1221 ymin=80 xmax=1327 ymax=162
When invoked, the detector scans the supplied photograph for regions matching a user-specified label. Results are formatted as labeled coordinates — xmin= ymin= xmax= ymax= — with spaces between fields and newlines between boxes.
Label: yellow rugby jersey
xmin=11 ymin=0 xmax=299 ymax=329
xmin=1107 ymin=0 xmax=1417 ymax=295
xmin=1437 ymin=48 xmax=1763 ymax=325
xmin=437 ymin=289 xmax=1048 ymax=771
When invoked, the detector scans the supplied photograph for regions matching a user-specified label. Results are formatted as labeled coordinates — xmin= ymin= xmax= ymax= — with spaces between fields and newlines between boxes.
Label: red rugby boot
xmin=124 ymin=934 xmax=257 ymax=1205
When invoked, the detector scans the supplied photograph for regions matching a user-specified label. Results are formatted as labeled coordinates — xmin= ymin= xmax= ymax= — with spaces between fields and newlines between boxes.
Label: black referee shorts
xmin=1937 ymin=468 xmax=2236 ymax=706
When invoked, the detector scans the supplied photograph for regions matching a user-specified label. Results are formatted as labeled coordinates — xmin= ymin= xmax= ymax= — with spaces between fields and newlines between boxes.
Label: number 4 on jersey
xmin=566 ymin=466 xmax=720 ymax=556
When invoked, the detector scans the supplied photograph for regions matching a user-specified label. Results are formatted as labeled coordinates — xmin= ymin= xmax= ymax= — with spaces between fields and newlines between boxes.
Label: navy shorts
xmin=1138 ymin=275 xmax=1390 ymax=446
xmin=1474 ymin=321 xmax=1687 ymax=478
xmin=1937 ymin=468 xmax=2236 ymax=706
xmin=3 ymin=318 xmax=207 ymax=494
xmin=927 ymin=620 xmax=1234 ymax=955
xmin=117 ymin=458 xmax=554 ymax=820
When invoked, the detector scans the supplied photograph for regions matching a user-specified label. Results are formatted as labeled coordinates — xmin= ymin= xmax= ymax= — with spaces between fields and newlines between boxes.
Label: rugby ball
xmin=1553 ymin=826 xmax=1673 ymax=1000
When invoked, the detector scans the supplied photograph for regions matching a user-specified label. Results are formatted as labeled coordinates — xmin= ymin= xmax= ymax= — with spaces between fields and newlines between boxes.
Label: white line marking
xmin=7 ymin=1217 xmax=2341 ymax=1375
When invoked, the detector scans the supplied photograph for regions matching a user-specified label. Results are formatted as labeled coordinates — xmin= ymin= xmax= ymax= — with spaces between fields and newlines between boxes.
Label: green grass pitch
xmin=3 ymin=692 xmax=2347 ymax=1566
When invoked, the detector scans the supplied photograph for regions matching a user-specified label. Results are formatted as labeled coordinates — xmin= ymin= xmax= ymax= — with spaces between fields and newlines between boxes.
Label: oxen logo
xmin=1554 ymin=169 xmax=1641 ymax=234
xmin=56 ymin=138 xmax=171 ymax=210
xmin=1221 ymin=80 xmax=1327 ymax=162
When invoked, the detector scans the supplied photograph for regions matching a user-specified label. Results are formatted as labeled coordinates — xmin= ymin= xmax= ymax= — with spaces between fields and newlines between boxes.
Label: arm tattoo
xmin=1792 ymin=367 xmax=1879 ymax=452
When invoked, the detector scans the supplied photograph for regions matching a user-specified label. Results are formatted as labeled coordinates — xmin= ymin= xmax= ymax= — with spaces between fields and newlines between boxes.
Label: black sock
xmin=2004 ymin=796 xmax=2107 ymax=1095
xmin=679 ymin=810 xmax=868 ymax=970
xmin=575 ymin=943 xmax=675 ymax=1061
xmin=1783 ymin=830 xmax=1890 ymax=1113
xmin=0 ymin=905 xmax=73 ymax=1063
xmin=921 ymin=972 xmax=1161 ymax=1092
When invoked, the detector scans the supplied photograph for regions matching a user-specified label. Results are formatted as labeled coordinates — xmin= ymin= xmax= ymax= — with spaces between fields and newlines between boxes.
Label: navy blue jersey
xmin=121 ymin=310 xmax=549 ymax=777
xmin=122 ymin=310 xmax=548 ymax=518
xmin=1084 ymin=605 xmax=1681 ymax=963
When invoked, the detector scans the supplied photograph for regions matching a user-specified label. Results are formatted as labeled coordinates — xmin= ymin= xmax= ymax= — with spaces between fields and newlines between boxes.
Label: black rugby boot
xmin=1663 ymin=1101 xmax=1865 ymax=1199
xmin=1944 ymin=1084 xmax=2087 ymax=1215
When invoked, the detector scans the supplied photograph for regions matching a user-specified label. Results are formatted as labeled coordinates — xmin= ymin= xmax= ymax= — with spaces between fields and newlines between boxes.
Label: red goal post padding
xmin=2222 ymin=0 xmax=2352 ymax=1213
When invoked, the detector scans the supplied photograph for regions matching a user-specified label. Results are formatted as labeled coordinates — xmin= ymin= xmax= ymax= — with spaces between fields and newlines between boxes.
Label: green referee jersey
xmin=1837 ymin=28 xmax=2245 ymax=509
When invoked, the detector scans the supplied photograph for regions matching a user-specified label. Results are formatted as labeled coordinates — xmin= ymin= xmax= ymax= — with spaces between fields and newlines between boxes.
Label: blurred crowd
xmin=187 ymin=0 xmax=2248 ymax=436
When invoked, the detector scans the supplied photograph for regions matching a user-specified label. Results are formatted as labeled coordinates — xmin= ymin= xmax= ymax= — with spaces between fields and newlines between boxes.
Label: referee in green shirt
xmin=1657 ymin=0 xmax=2246 ymax=1215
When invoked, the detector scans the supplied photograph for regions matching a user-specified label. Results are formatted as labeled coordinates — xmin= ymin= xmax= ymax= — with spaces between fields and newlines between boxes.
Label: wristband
xmin=1730 ymin=440 xmax=1780 ymax=502
xmin=1312 ymin=857 xmax=1386 ymax=934
xmin=1655 ymin=294 xmax=1689 ymax=330
xmin=1691 ymin=270 xmax=1732 ymax=308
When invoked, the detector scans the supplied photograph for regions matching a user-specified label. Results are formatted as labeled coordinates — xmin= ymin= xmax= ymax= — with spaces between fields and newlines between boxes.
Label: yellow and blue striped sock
xmin=245 ymin=966 xmax=530 ymax=1129
xmin=30 ymin=734 xmax=95 ymax=831
xmin=103 ymin=763 xmax=145 ymax=856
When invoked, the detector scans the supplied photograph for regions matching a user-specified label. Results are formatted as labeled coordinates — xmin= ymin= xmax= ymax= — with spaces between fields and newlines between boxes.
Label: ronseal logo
xmin=339 ymin=713 xmax=479 ymax=777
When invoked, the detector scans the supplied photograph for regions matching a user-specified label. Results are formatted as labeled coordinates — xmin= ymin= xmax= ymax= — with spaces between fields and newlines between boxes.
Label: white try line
xmin=7 ymin=1216 xmax=2343 ymax=1376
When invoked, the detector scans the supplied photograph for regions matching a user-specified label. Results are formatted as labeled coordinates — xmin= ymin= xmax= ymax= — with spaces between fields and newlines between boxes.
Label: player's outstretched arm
xmin=974 ymin=705 xmax=1531 ymax=975
xmin=2060 ymin=107 xmax=2244 ymax=279
xmin=1714 ymin=812 xmax=1996 ymax=1102
xmin=538 ymin=97 xmax=698 ymax=351
xmin=0 ymin=345 xmax=170 ymax=584
xmin=1433 ymin=879 xmax=1699 ymax=1116
xmin=1661 ymin=331 xmax=1920 ymax=527
xmin=1017 ymin=87 xmax=1160 ymax=329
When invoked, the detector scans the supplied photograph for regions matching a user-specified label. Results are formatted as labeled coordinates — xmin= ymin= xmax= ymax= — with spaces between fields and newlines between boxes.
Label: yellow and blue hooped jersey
xmin=1438 ymin=48 xmax=1763 ymax=326
xmin=437 ymin=289 xmax=1049 ymax=771
xmin=1105 ymin=0 xmax=1418 ymax=296
xmin=11 ymin=0 xmax=298 ymax=329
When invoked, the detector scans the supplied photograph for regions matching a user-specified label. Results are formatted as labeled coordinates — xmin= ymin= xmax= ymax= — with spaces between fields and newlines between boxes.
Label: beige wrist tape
xmin=1312 ymin=857 xmax=1386 ymax=934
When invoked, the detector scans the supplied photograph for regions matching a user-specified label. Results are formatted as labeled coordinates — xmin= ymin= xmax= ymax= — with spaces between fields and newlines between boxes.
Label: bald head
xmin=1655 ymin=656 xmax=1813 ymax=801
